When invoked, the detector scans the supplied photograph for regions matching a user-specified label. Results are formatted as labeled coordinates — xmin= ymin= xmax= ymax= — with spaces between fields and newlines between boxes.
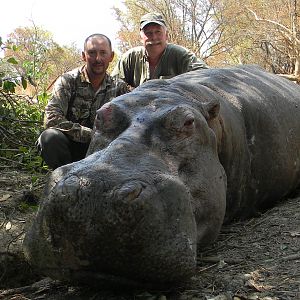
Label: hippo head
xmin=24 ymin=79 xmax=227 ymax=288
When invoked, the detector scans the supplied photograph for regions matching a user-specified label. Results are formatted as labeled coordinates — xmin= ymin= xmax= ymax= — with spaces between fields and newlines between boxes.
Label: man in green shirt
xmin=112 ymin=12 xmax=208 ymax=89
xmin=38 ymin=34 xmax=129 ymax=169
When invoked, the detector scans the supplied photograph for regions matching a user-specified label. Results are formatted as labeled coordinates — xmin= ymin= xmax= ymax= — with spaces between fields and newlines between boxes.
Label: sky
xmin=1 ymin=0 xmax=124 ymax=52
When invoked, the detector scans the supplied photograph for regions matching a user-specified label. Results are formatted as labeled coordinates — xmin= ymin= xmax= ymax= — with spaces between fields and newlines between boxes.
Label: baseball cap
xmin=140 ymin=12 xmax=166 ymax=30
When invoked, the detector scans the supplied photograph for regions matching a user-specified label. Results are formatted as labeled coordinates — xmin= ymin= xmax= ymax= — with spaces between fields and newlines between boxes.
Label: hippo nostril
xmin=118 ymin=182 xmax=143 ymax=201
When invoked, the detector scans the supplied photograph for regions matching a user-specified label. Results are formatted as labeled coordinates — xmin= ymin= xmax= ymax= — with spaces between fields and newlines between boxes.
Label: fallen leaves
xmin=0 ymin=193 xmax=11 ymax=202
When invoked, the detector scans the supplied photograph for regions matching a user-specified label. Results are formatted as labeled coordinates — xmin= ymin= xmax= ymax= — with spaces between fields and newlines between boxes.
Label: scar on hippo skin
xmin=24 ymin=65 xmax=300 ymax=288
xmin=88 ymin=102 xmax=131 ymax=155
xmin=94 ymin=102 xmax=129 ymax=134
xmin=97 ymin=103 xmax=114 ymax=126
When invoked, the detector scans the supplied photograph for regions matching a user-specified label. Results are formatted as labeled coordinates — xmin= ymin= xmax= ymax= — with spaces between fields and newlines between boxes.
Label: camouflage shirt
xmin=111 ymin=43 xmax=208 ymax=88
xmin=45 ymin=66 xmax=129 ymax=143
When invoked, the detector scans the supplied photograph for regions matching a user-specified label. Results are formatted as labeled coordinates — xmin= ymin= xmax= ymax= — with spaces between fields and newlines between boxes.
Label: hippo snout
xmin=23 ymin=154 xmax=198 ymax=286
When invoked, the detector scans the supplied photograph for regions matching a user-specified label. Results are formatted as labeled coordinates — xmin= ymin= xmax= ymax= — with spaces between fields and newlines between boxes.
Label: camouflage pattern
xmin=112 ymin=43 xmax=208 ymax=88
xmin=45 ymin=66 xmax=129 ymax=143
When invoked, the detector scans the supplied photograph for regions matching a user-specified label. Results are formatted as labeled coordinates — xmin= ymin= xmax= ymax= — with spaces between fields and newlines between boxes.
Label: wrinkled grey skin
xmin=23 ymin=65 xmax=300 ymax=288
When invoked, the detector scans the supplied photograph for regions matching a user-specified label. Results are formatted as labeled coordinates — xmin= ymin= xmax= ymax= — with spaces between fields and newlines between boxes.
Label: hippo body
xmin=24 ymin=65 xmax=300 ymax=287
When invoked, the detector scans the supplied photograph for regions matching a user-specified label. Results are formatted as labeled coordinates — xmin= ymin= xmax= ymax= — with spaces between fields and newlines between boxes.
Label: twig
xmin=6 ymin=230 xmax=25 ymax=252
xmin=0 ymin=149 xmax=20 ymax=152
xmin=0 ymin=251 xmax=21 ymax=258
xmin=0 ymin=127 xmax=22 ymax=146
xmin=199 ymin=234 xmax=234 ymax=255
xmin=0 ymin=157 xmax=26 ymax=166
xmin=281 ymin=253 xmax=300 ymax=261
xmin=0 ymin=285 xmax=36 ymax=297
xmin=198 ymin=256 xmax=244 ymax=264
xmin=276 ymin=290 xmax=300 ymax=297
xmin=198 ymin=262 xmax=218 ymax=273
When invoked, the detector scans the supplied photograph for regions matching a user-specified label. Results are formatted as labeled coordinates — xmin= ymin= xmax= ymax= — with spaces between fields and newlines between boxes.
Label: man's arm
xmin=111 ymin=57 xmax=127 ymax=82
xmin=45 ymin=74 xmax=93 ymax=143
xmin=166 ymin=44 xmax=208 ymax=75
xmin=189 ymin=53 xmax=209 ymax=71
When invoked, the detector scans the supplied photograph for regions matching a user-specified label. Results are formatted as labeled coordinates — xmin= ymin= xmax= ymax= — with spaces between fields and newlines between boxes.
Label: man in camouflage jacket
xmin=38 ymin=34 xmax=129 ymax=169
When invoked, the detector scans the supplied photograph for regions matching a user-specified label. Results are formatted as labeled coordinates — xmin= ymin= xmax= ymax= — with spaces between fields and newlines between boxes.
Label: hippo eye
xmin=180 ymin=114 xmax=195 ymax=134
xmin=164 ymin=107 xmax=195 ymax=136
xmin=184 ymin=117 xmax=194 ymax=128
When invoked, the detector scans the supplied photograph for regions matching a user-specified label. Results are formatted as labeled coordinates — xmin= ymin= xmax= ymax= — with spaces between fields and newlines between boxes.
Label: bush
xmin=0 ymin=92 xmax=49 ymax=171
xmin=0 ymin=37 xmax=49 ymax=171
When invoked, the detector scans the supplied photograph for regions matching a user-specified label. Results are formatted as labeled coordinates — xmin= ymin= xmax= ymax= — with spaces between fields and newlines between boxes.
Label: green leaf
xmin=3 ymin=81 xmax=16 ymax=93
xmin=21 ymin=76 xmax=28 ymax=89
xmin=19 ymin=146 xmax=27 ymax=153
xmin=7 ymin=57 xmax=18 ymax=64
xmin=31 ymin=175 xmax=39 ymax=184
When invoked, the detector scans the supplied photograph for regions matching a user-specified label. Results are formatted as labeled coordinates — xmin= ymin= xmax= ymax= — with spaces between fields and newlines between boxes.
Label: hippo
xmin=23 ymin=65 xmax=300 ymax=288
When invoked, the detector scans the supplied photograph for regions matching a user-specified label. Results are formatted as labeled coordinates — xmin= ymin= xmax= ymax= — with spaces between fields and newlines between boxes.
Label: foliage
xmin=4 ymin=25 xmax=82 ymax=98
xmin=0 ymin=91 xmax=48 ymax=171
xmin=0 ymin=37 xmax=47 ymax=169
xmin=209 ymin=0 xmax=300 ymax=76
xmin=0 ymin=24 xmax=84 ymax=172
xmin=18 ymin=201 xmax=39 ymax=212
xmin=0 ymin=37 xmax=47 ymax=172
xmin=0 ymin=37 xmax=28 ymax=93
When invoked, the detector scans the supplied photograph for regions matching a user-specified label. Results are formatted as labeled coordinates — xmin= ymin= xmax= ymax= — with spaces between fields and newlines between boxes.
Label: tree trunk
xmin=294 ymin=56 xmax=300 ymax=77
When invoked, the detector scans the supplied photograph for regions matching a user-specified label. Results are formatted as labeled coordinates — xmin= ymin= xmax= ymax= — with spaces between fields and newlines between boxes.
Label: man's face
xmin=82 ymin=37 xmax=114 ymax=77
xmin=140 ymin=23 xmax=168 ymax=52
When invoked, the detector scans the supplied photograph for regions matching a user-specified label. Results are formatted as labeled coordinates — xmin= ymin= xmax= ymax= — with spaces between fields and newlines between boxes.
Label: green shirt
xmin=112 ymin=43 xmax=208 ymax=88
xmin=45 ymin=66 xmax=129 ymax=143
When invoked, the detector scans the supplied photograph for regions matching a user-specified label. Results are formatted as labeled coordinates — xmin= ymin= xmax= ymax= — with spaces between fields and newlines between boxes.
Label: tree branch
xmin=247 ymin=7 xmax=300 ymax=47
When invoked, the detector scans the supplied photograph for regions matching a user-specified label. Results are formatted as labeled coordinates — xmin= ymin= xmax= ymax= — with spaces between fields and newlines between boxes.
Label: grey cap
xmin=140 ymin=12 xmax=166 ymax=29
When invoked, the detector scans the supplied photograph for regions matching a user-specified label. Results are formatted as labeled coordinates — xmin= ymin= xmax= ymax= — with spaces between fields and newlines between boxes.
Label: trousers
xmin=38 ymin=128 xmax=89 ymax=170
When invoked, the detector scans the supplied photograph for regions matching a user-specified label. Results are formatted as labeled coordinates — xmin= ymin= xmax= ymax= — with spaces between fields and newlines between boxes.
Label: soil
xmin=0 ymin=169 xmax=299 ymax=300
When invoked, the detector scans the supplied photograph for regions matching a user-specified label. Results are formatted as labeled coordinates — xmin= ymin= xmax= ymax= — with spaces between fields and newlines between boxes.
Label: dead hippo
xmin=23 ymin=65 xmax=300 ymax=288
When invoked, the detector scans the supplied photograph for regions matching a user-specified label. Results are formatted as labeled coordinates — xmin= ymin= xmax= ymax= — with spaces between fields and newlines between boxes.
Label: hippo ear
xmin=204 ymin=99 xmax=220 ymax=120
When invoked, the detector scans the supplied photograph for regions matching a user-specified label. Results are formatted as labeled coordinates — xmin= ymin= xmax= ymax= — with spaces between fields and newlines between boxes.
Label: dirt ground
xmin=0 ymin=169 xmax=299 ymax=300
